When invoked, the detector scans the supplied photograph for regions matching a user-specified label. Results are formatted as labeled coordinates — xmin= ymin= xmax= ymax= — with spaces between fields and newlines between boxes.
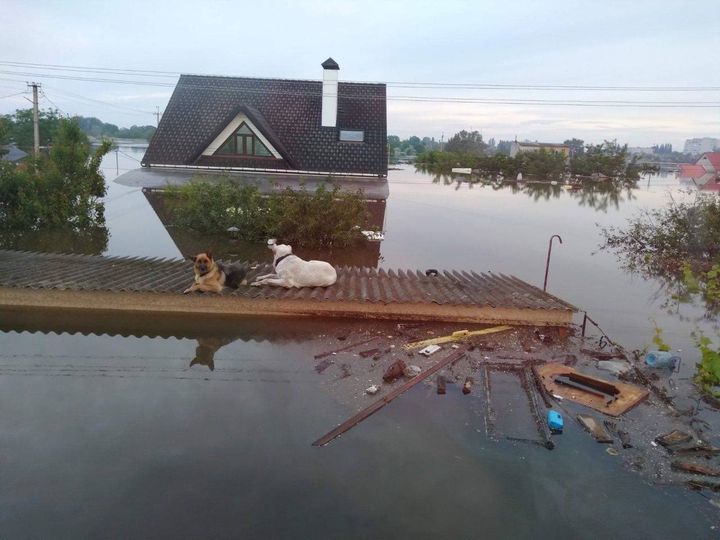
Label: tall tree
xmin=445 ymin=130 xmax=487 ymax=156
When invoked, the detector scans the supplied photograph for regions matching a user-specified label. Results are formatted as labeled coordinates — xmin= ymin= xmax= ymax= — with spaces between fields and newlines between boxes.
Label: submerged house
xmin=127 ymin=58 xmax=387 ymax=197
xmin=678 ymin=151 xmax=720 ymax=190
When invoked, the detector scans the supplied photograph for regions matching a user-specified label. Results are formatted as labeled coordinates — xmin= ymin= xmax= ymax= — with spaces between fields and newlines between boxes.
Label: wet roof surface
xmin=0 ymin=250 xmax=575 ymax=311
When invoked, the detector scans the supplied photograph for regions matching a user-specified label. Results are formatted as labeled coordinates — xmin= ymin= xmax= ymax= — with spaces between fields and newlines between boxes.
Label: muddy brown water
xmin=1 ymin=147 xmax=718 ymax=537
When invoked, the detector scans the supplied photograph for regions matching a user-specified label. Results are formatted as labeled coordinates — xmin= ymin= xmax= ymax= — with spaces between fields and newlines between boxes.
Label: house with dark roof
xmin=0 ymin=144 xmax=28 ymax=163
xmin=140 ymin=58 xmax=386 ymax=182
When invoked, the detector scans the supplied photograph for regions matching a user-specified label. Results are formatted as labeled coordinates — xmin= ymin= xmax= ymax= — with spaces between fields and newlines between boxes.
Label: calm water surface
xmin=1 ymin=147 xmax=718 ymax=538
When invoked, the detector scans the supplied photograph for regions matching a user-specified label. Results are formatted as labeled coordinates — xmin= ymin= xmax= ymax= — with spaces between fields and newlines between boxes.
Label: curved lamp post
xmin=543 ymin=234 xmax=563 ymax=292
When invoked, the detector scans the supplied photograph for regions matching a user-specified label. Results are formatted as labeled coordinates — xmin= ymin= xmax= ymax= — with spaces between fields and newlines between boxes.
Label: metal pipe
xmin=543 ymin=234 xmax=563 ymax=292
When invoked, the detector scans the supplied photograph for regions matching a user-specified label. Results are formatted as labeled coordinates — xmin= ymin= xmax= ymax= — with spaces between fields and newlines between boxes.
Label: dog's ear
xmin=206 ymin=251 xmax=213 ymax=261
xmin=188 ymin=255 xmax=197 ymax=262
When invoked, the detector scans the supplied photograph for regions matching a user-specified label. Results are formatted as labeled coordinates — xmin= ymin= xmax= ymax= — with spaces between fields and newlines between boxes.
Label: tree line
xmin=0 ymin=108 xmax=156 ymax=153
xmin=410 ymin=130 xmax=656 ymax=180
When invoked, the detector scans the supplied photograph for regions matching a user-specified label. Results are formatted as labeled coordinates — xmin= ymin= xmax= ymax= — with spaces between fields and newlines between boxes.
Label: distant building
xmin=683 ymin=138 xmax=720 ymax=155
xmin=627 ymin=146 xmax=655 ymax=155
xmin=0 ymin=144 xmax=28 ymax=163
xmin=678 ymin=151 xmax=720 ymax=186
xmin=509 ymin=141 xmax=570 ymax=158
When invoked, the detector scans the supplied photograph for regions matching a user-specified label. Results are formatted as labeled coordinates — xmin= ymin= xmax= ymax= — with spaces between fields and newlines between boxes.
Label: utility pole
xmin=28 ymin=82 xmax=41 ymax=157
xmin=155 ymin=106 xmax=160 ymax=126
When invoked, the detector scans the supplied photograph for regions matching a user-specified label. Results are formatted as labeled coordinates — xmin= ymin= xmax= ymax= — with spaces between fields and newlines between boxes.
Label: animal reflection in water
xmin=189 ymin=336 xmax=237 ymax=371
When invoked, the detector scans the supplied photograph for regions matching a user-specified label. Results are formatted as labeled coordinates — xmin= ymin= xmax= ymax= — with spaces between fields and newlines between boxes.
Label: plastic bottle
xmin=644 ymin=350 xmax=680 ymax=369
xmin=547 ymin=410 xmax=564 ymax=433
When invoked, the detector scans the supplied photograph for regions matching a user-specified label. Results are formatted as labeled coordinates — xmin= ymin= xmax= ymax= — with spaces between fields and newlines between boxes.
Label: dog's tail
xmin=224 ymin=264 xmax=248 ymax=288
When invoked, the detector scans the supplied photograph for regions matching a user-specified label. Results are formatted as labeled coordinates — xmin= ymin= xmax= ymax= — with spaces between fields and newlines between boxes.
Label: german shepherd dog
xmin=184 ymin=251 xmax=247 ymax=294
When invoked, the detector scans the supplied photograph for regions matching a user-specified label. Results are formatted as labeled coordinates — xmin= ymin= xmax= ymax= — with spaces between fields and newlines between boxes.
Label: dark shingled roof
xmin=142 ymin=74 xmax=387 ymax=176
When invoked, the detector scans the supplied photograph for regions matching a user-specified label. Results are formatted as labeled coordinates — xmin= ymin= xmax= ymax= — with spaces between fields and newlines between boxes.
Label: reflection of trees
xmin=0 ymin=226 xmax=109 ymax=255
xmin=420 ymin=167 xmax=639 ymax=212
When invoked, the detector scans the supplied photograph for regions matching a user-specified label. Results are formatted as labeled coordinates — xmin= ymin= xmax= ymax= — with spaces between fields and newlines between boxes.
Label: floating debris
xmin=437 ymin=375 xmax=447 ymax=395
xmin=365 ymin=385 xmax=380 ymax=395
xmin=577 ymin=414 xmax=614 ymax=443
xmin=462 ymin=376 xmax=474 ymax=395
xmin=383 ymin=359 xmax=407 ymax=383
xmin=419 ymin=344 xmax=442 ymax=357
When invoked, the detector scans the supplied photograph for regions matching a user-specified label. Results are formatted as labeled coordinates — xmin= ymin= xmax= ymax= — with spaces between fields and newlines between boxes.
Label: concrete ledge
xmin=0 ymin=287 xmax=573 ymax=327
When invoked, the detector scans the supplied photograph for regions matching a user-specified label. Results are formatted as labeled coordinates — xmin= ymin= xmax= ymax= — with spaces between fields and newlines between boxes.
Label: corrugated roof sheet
xmin=0 ymin=250 xmax=576 ymax=312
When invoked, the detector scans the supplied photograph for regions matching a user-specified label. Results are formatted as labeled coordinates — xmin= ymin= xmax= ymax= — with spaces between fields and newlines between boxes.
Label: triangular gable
xmin=202 ymin=113 xmax=281 ymax=158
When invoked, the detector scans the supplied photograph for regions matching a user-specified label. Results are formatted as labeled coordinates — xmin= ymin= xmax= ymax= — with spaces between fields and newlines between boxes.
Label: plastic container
xmin=644 ymin=351 xmax=680 ymax=369
xmin=547 ymin=410 xmax=564 ymax=433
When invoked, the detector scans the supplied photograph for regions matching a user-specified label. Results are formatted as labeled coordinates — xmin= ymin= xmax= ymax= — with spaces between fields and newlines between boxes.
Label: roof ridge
xmin=178 ymin=73 xmax=385 ymax=87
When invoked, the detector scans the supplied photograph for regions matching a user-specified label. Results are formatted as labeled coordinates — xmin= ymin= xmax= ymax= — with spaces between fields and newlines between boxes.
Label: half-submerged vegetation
xmin=165 ymin=180 xmax=371 ymax=248
xmin=416 ymin=140 xmax=656 ymax=181
xmin=0 ymin=118 xmax=112 ymax=231
xmin=602 ymin=192 xmax=720 ymax=398
xmin=601 ymin=193 xmax=720 ymax=311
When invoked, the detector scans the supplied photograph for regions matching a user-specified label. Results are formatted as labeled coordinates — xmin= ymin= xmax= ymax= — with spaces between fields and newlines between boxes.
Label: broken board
xmin=536 ymin=363 xmax=648 ymax=416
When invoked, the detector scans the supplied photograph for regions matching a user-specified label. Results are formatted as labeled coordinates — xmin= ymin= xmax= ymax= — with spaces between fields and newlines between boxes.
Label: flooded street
xmin=1 ymin=146 xmax=718 ymax=537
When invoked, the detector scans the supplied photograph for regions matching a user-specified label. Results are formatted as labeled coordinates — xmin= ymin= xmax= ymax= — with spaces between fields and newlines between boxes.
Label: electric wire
xmin=1 ymin=60 xmax=719 ymax=92
xmin=0 ymin=73 xmax=717 ymax=109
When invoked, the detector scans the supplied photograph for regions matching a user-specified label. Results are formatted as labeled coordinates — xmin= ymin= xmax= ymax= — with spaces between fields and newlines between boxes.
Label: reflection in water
xmin=420 ymin=170 xmax=639 ymax=212
xmin=0 ymin=226 xmax=109 ymax=255
xmin=142 ymin=188 xmax=386 ymax=267
xmin=190 ymin=336 xmax=238 ymax=371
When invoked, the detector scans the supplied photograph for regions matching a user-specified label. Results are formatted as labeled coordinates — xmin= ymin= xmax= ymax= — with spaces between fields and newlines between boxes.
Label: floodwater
xmin=1 ymin=146 xmax=718 ymax=538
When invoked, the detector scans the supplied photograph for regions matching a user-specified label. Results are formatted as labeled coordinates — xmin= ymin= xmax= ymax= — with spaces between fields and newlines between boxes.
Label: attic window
xmin=215 ymin=122 xmax=273 ymax=157
xmin=339 ymin=130 xmax=364 ymax=142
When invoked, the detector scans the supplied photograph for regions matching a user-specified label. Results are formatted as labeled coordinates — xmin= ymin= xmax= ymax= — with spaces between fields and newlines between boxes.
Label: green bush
xmin=0 ymin=118 xmax=111 ymax=230
xmin=165 ymin=179 xmax=370 ymax=248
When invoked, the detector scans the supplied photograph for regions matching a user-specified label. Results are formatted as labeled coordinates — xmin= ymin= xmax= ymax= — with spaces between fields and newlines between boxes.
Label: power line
xmin=0 ymin=73 xmax=717 ymax=109
xmin=42 ymin=85 xmax=156 ymax=116
xmin=0 ymin=91 xmax=27 ymax=99
xmin=39 ymin=89 xmax=67 ymax=116
xmin=1 ymin=60 xmax=719 ymax=92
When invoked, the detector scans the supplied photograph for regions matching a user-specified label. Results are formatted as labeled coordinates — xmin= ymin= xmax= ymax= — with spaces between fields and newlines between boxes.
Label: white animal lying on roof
xmin=251 ymin=239 xmax=337 ymax=288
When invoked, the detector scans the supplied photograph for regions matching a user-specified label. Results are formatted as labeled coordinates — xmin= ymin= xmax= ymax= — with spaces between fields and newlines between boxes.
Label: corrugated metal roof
xmin=0 ymin=250 xmax=576 ymax=311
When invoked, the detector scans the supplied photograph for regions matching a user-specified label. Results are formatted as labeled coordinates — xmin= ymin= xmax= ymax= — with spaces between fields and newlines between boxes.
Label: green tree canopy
xmin=445 ymin=130 xmax=487 ymax=156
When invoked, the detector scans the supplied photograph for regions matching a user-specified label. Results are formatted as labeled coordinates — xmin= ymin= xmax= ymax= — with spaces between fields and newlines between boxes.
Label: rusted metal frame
xmin=543 ymin=234 xmax=563 ymax=292
xmin=480 ymin=363 xmax=495 ymax=437
xmin=528 ymin=362 xmax=553 ymax=408
xmin=520 ymin=367 xmax=555 ymax=450
xmin=312 ymin=347 xmax=468 ymax=447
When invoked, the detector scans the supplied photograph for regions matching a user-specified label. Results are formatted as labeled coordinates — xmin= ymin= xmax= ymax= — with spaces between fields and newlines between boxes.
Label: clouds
xmin=0 ymin=0 xmax=717 ymax=146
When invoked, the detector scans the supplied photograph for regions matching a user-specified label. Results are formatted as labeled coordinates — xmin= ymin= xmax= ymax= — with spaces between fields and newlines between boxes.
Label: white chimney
xmin=321 ymin=57 xmax=339 ymax=128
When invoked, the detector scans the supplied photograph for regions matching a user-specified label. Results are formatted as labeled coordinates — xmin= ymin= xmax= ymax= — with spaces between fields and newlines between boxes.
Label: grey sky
xmin=1 ymin=0 xmax=718 ymax=147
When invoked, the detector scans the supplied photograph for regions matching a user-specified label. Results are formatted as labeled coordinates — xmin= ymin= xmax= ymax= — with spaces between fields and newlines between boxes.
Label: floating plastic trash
xmin=644 ymin=351 xmax=680 ymax=369
xmin=547 ymin=410 xmax=564 ymax=433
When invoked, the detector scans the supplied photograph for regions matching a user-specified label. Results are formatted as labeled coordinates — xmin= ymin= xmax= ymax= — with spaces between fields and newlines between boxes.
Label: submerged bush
xmin=165 ymin=179 xmax=370 ymax=248
xmin=601 ymin=193 xmax=720 ymax=311
xmin=0 ymin=118 xmax=111 ymax=230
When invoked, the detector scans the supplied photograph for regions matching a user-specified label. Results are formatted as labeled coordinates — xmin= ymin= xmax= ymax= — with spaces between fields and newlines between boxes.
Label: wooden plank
xmin=536 ymin=363 xmax=648 ymax=417
xmin=312 ymin=347 xmax=468 ymax=447
xmin=402 ymin=325 xmax=513 ymax=350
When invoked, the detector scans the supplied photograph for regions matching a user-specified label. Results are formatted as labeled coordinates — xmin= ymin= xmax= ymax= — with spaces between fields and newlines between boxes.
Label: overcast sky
xmin=1 ymin=0 xmax=718 ymax=147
